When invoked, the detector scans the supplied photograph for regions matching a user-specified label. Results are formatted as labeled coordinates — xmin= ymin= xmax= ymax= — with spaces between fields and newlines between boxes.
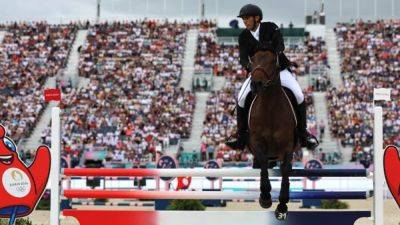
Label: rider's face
xmin=242 ymin=16 xmax=260 ymax=31
xmin=242 ymin=16 xmax=255 ymax=30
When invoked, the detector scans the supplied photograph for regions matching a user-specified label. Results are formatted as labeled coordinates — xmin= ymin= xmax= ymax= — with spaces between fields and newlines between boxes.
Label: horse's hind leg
xmin=259 ymin=160 xmax=272 ymax=209
xmin=275 ymin=152 xmax=293 ymax=220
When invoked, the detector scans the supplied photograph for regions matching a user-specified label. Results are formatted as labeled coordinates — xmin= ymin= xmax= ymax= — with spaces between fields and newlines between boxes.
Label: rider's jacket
xmin=239 ymin=22 xmax=291 ymax=73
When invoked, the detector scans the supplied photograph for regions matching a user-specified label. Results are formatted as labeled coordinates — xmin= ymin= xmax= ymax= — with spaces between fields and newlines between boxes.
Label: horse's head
xmin=250 ymin=49 xmax=280 ymax=94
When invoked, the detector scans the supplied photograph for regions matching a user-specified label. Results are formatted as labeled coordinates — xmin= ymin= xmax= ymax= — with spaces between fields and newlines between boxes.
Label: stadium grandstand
xmin=0 ymin=0 xmax=397 ymax=170
xmin=0 ymin=1 xmax=398 ymax=224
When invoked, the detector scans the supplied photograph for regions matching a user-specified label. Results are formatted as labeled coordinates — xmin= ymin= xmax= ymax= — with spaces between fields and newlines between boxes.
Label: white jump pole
xmin=373 ymin=88 xmax=391 ymax=225
xmin=63 ymin=168 xmax=367 ymax=177
xmin=373 ymin=106 xmax=383 ymax=225
xmin=50 ymin=106 xmax=61 ymax=225
xmin=63 ymin=189 xmax=368 ymax=200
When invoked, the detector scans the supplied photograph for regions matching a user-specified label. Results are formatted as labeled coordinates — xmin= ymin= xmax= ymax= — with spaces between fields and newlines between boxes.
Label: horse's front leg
xmin=259 ymin=160 xmax=272 ymax=209
xmin=275 ymin=153 xmax=293 ymax=220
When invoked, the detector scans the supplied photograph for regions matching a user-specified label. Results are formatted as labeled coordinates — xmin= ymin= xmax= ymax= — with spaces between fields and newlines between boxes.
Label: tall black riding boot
xmin=296 ymin=102 xmax=319 ymax=149
xmin=225 ymin=105 xmax=248 ymax=150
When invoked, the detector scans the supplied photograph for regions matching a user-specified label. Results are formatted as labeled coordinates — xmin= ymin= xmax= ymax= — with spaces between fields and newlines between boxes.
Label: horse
xmin=248 ymin=48 xmax=301 ymax=220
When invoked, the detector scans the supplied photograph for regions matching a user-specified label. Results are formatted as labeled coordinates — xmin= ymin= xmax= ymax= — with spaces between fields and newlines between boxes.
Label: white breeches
xmin=237 ymin=69 xmax=304 ymax=108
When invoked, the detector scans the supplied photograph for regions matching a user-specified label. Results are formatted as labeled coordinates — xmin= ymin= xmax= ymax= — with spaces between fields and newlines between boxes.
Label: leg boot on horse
xmin=275 ymin=152 xmax=293 ymax=220
xmin=259 ymin=160 xmax=272 ymax=209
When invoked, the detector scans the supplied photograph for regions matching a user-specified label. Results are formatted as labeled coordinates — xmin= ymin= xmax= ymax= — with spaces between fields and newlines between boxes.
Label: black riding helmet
xmin=237 ymin=4 xmax=263 ymax=20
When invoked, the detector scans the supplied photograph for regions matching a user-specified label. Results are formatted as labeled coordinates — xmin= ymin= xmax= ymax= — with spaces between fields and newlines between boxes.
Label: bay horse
xmin=248 ymin=48 xmax=300 ymax=220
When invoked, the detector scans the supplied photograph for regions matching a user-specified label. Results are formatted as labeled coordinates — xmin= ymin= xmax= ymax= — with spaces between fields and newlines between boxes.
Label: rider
xmin=225 ymin=4 xmax=319 ymax=150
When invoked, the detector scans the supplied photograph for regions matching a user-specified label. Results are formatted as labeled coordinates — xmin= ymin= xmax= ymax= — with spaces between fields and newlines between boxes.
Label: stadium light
xmin=96 ymin=0 xmax=101 ymax=23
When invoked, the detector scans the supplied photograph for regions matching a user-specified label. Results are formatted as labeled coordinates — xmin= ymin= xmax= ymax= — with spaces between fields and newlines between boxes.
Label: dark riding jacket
xmin=238 ymin=22 xmax=291 ymax=72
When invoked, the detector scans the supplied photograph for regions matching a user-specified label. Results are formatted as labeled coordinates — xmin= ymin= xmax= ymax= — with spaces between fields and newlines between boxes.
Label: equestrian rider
xmin=225 ymin=4 xmax=319 ymax=150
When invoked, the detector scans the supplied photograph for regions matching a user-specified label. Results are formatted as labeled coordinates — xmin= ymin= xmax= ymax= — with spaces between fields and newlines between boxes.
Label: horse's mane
xmin=252 ymin=50 xmax=277 ymax=67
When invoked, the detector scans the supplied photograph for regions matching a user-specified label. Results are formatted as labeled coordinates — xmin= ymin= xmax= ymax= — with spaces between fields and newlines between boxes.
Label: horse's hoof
xmin=275 ymin=205 xmax=288 ymax=220
xmin=258 ymin=196 xmax=272 ymax=209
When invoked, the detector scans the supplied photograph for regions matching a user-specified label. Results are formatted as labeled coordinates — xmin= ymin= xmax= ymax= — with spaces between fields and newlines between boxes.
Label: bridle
xmin=251 ymin=52 xmax=280 ymax=90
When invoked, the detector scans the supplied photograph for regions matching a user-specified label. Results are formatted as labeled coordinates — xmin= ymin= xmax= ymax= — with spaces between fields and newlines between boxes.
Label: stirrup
xmin=225 ymin=139 xmax=245 ymax=150
xmin=306 ymin=134 xmax=319 ymax=149
xmin=225 ymin=133 xmax=247 ymax=150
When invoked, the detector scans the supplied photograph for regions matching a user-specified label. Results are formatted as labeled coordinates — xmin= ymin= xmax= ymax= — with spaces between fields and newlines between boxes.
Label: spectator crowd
xmin=284 ymin=36 xmax=328 ymax=76
xmin=327 ymin=20 xmax=399 ymax=163
xmin=0 ymin=22 xmax=76 ymax=144
xmin=43 ymin=20 xmax=196 ymax=167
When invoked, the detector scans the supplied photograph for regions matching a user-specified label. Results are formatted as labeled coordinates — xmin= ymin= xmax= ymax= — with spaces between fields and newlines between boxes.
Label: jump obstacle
xmin=63 ymin=168 xmax=368 ymax=177
xmin=60 ymin=166 xmax=372 ymax=225
xmin=63 ymin=189 xmax=369 ymax=200
xmin=70 ymin=201 xmax=155 ymax=207
xmin=67 ymin=177 xmax=303 ymax=182
xmin=49 ymin=88 xmax=390 ymax=225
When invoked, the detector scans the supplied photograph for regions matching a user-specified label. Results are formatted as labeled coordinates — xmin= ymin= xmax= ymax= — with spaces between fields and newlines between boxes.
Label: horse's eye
xmin=4 ymin=138 xmax=16 ymax=152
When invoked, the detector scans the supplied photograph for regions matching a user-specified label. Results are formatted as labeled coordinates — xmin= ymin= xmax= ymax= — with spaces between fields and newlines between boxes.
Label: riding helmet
xmin=237 ymin=4 xmax=263 ymax=20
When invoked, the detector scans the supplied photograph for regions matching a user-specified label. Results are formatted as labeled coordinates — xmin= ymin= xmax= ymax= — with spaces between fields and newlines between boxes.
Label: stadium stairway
xmin=180 ymin=29 xmax=199 ymax=91
xmin=23 ymin=84 xmax=57 ymax=152
xmin=168 ymin=28 xmax=206 ymax=154
xmin=23 ymin=30 xmax=88 ymax=152
xmin=0 ymin=31 xmax=6 ymax=42
xmin=324 ymin=28 xmax=355 ymax=162
xmin=313 ymin=92 xmax=339 ymax=154
xmin=325 ymin=28 xmax=343 ymax=88
xmin=182 ymin=92 xmax=210 ymax=152
xmin=63 ymin=29 xmax=88 ymax=88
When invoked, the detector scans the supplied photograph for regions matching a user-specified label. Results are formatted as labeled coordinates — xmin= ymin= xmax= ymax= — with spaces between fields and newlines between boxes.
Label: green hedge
xmin=166 ymin=200 xmax=206 ymax=211
xmin=321 ymin=199 xmax=349 ymax=209
xmin=0 ymin=218 xmax=33 ymax=225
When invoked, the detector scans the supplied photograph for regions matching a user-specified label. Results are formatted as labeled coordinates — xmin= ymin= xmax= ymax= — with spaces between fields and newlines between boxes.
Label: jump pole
xmin=63 ymin=189 xmax=368 ymax=200
xmin=373 ymin=105 xmax=383 ymax=225
xmin=50 ymin=106 xmax=61 ymax=225
xmin=372 ymin=88 xmax=391 ymax=225
xmin=63 ymin=168 xmax=367 ymax=177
